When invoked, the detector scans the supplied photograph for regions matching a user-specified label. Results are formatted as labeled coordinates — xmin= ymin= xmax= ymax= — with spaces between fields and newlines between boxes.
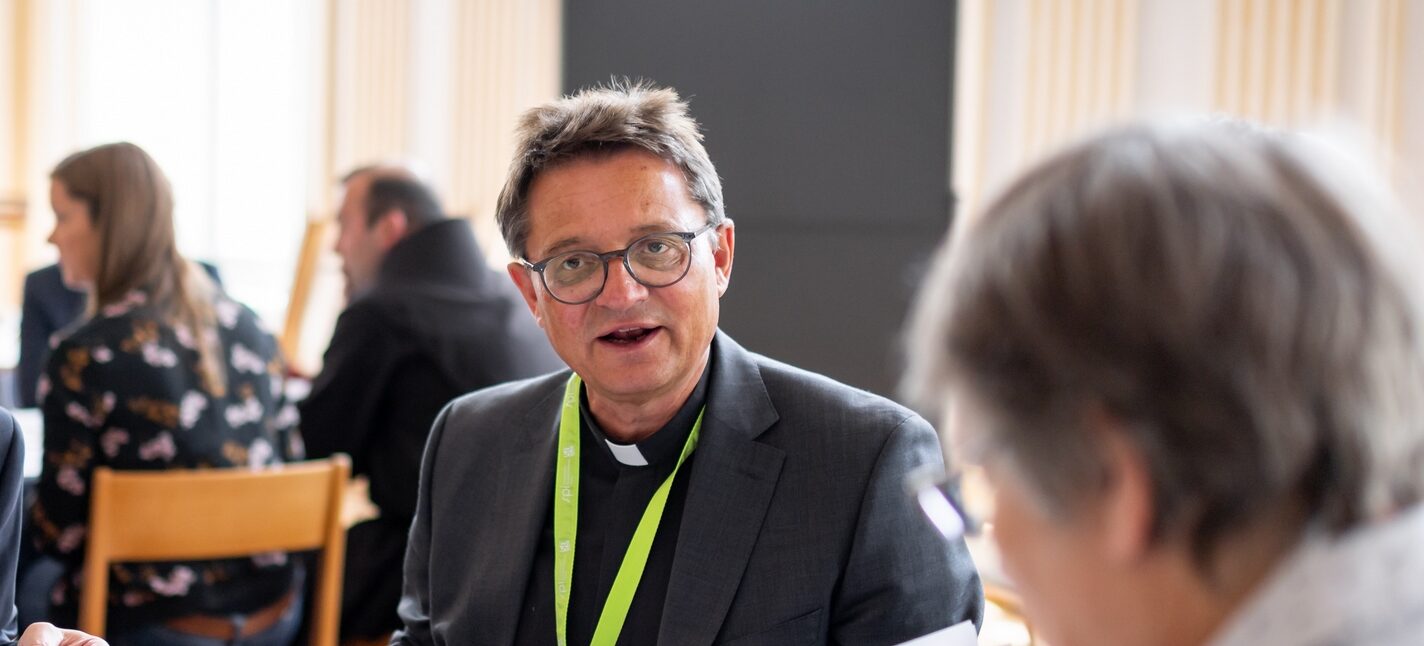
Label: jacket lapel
xmin=659 ymin=333 xmax=785 ymax=645
xmin=471 ymin=384 xmax=561 ymax=643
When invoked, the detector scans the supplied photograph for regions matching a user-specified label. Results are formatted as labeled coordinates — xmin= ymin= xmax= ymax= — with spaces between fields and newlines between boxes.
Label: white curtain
xmin=1 ymin=0 xmax=563 ymax=372
xmin=955 ymin=0 xmax=1424 ymax=224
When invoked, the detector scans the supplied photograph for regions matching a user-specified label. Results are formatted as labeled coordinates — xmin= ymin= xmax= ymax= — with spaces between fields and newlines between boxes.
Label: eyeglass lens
xmin=543 ymin=232 xmax=692 ymax=302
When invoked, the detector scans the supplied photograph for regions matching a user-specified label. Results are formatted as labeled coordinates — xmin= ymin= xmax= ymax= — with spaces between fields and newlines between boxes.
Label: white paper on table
xmin=895 ymin=620 xmax=977 ymax=646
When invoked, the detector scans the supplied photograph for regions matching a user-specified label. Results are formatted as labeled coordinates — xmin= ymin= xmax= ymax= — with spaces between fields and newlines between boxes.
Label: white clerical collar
xmin=603 ymin=439 xmax=649 ymax=466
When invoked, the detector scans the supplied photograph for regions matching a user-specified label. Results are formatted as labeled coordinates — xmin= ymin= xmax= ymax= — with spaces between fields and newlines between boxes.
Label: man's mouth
xmin=598 ymin=326 xmax=659 ymax=345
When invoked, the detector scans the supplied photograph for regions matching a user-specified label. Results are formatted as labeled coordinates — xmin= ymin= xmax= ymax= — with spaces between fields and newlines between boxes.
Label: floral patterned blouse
xmin=30 ymin=289 xmax=304 ymax=631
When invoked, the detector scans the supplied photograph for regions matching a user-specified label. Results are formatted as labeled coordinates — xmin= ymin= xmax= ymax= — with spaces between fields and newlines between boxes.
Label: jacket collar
xmin=1209 ymin=504 xmax=1424 ymax=645
xmin=495 ymin=332 xmax=785 ymax=645
xmin=658 ymin=331 xmax=786 ymax=644
xmin=375 ymin=218 xmax=493 ymax=292
xmin=702 ymin=331 xmax=779 ymax=441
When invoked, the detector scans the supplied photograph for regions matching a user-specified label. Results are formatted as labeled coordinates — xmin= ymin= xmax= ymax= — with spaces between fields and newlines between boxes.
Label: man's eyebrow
xmin=631 ymin=222 xmax=673 ymax=235
xmin=535 ymin=222 xmax=687 ymax=259
xmin=539 ymin=236 xmax=585 ymax=258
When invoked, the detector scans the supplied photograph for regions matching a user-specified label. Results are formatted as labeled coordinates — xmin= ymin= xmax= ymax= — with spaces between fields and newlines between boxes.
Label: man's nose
xmin=593 ymin=257 xmax=649 ymax=308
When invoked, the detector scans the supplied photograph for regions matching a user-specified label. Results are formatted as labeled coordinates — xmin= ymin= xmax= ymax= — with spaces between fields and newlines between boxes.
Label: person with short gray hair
xmin=906 ymin=120 xmax=1424 ymax=646
xmin=393 ymin=82 xmax=983 ymax=645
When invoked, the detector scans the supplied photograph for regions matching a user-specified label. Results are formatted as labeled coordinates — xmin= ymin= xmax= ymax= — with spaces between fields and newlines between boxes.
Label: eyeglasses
xmin=907 ymin=465 xmax=988 ymax=541
xmin=520 ymin=223 xmax=717 ymax=305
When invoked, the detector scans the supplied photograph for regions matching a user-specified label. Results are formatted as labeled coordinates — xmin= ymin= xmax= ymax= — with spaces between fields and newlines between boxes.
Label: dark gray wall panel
xmin=564 ymin=1 xmax=955 ymax=399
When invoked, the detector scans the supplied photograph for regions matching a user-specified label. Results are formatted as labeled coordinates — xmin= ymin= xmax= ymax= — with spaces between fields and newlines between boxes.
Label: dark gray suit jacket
xmin=394 ymin=332 xmax=982 ymax=645
xmin=0 ymin=410 xmax=26 ymax=645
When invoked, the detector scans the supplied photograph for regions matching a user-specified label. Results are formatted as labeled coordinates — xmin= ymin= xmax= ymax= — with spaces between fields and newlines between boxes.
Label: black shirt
xmin=514 ymin=362 xmax=711 ymax=645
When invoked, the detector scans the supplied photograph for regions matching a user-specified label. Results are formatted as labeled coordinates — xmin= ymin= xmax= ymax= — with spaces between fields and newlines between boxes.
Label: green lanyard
xmin=554 ymin=374 xmax=704 ymax=646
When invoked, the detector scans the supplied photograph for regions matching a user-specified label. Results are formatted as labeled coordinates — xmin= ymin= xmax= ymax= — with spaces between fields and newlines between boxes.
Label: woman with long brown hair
xmin=28 ymin=142 xmax=302 ymax=646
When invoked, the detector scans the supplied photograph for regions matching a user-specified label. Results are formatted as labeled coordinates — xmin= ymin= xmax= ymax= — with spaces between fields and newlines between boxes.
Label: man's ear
xmin=712 ymin=220 xmax=735 ymax=297
xmin=507 ymin=262 xmax=544 ymax=328
xmin=374 ymin=209 xmax=410 ymax=250
xmin=1092 ymin=410 xmax=1156 ymax=564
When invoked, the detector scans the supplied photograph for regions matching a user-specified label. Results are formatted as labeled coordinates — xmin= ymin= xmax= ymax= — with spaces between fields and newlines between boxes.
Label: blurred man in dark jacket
xmin=300 ymin=166 xmax=562 ymax=641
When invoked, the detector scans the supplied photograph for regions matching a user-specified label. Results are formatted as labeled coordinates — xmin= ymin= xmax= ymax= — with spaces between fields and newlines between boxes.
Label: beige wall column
xmin=1400 ymin=0 xmax=1424 ymax=211
xmin=284 ymin=0 xmax=417 ymax=366
xmin=449 ymin=0 xmax=562 ymax=261
xmin=1 ymin=0 xmax=31 ymax=310
xmin=954 ymin=0 xmax=1140 ymax=220
xmin=285 ymin=0 xmax=562 ymax=370
xmin=18 ymin=0 xmax=84 ymax=267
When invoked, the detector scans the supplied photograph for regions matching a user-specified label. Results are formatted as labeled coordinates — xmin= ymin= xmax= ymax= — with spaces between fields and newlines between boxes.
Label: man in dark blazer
xmin=300 ymin=167 xmax=562 ymax=641
xmin=393 ymin=83 xmax=982 ymax=645
xmin=0 ymin=408 xmax=22 ymax=644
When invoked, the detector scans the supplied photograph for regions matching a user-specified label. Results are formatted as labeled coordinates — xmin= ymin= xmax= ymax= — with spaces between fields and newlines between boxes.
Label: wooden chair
xmin=281 ymin=217 xmax=333 ymax=368
xmin=80 ymin=455 xmax=351 ymax=645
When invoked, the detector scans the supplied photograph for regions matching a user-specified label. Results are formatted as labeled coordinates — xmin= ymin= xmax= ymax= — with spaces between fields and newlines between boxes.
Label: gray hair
xmin=495 ymin=81 xmax=725 ymax=258
xmin=905 ymin=119 xmax=1424 ymax=564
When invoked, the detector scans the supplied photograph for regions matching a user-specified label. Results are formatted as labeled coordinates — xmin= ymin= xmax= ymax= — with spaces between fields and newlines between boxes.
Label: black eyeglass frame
xmin=520 ymin=222 xmax=718 ymax=305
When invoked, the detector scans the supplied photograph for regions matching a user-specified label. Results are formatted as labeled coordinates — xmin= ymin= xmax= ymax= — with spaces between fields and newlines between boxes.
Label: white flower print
xmin=148 ymin=566 xmax=196 ymax=597
xmin=287 ymin=432 xmax=305 ymax=460
xmin=174 ymin=324 xmax=196 ymax=349
xmin=100 ymin=291 xmax=147 ymax=318
xmin=180 ymin=390 xmax=208 ymax=429
xmin=248 ymin=438 xmax=273 ymax=468
xmin=274 ymin=403 xmax=299 ymax=431
xmin=57 ymin=467 xmax=85 ymax=496
xmin=141 ymin=342 xmax=178 ymax=368
xmin=63 ymin=402 xmax=95 ymax=427
xmin=57 ymin=525 xmax=85 ymax=554
xmin=252 ymin=551 xmax=288 ymax=567
xmin=35 ymin=375 xmax=50 ymax=403
xmin=225 ymin=397 xmax=264 ymax=428
xmin=100 ymin=428 xmax=131 ymax=458
xmin=230 ymin=343 xmax=266 ymax=374
xmin=138 ymin=432 xmax=178 ymax=462
xmin=64 ymin=392 xmax=115 ymax=429
xmin=215 ymin=298 xmax=241 ymax=329
xmin=92 ymin=346 xmax=113 ymax=363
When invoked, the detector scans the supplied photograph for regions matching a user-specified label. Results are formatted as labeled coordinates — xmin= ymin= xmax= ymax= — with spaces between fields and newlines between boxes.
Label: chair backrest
xmin=80 ymin=455 xmax=351 ymax=645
